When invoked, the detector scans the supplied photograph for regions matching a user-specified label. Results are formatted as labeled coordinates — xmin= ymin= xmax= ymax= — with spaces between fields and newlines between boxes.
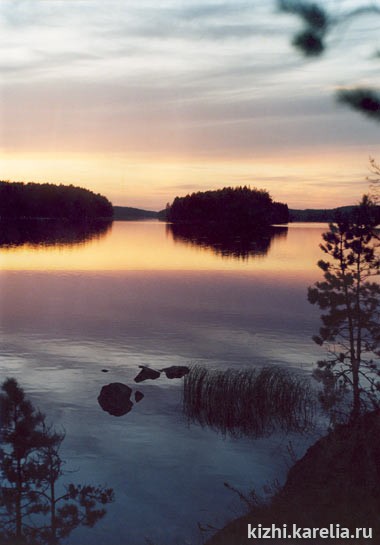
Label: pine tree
xmin=308 ymin=197 xmax=380 ymax=420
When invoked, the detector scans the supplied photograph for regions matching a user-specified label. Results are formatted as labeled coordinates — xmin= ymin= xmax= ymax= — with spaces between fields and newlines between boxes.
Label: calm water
xmin=0 ymin=221 xmax=328 ymax=545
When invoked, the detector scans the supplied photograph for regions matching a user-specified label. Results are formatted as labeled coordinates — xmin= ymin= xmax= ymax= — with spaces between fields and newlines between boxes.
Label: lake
xmin=0 ymin=220 xmax=328 ymax=545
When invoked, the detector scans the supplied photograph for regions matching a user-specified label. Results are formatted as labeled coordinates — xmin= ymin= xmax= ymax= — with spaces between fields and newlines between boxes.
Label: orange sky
xmin=1 ymin=147 xmax=374 ymax=210
xmin=0 ymin=1 xmax=379 ymax=210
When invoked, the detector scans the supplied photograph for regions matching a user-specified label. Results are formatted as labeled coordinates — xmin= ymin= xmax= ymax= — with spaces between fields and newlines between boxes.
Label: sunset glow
xmin=1 ymin=0 xmax=379 ymax=209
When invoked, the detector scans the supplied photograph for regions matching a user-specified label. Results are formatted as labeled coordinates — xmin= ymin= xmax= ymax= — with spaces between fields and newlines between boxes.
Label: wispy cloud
xmin=0 ymin=0 xmax=379 ymax=207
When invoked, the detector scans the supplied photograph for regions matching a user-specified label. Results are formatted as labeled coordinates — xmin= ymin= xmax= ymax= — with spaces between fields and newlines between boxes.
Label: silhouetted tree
xmin=0 ymin=378 xmax=55 ymax=544
xmin=0 ymin=181 xmax=113 ymax=221
xmin=308 ymin=197 xmax=380 ymax=421
xmin=368 ymin=157 xmax=380 ymax=205
xmin=34 ymin=431 xmax=114 ymax=545
xmin=165 ymin=186 xmax=288 ymax=226
xmin=278 ymin=0 xmax=380 ymax=122
xmin=0 ymin=379 xmax=114 ymax=545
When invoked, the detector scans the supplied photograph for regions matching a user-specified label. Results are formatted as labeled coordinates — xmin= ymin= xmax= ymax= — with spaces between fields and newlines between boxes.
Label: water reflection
xmin=0 ymin=223 xmax=328 ymax=544
xmin=0 ymin=378 xmax=114 ymax=545
xmin=167 ymin=223 xmax=288 ymax=259
xmin=0 ymin=221 xmax=325 ymax=273
xmin=0 ymin=219 xmax=112 ymax=249
xmin=183 ymin=365 xmax=316 ymax=438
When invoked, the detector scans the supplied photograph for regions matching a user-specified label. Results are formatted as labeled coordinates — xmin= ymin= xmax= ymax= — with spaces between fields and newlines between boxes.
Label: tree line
xmin=164 ymin=186 xmax=289 ymax=226
xmin=0 ymin=181 xmax=113 ymax=222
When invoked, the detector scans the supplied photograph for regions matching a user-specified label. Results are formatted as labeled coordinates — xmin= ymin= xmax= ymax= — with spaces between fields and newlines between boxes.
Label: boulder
xmin=134 ymin=366 xmax=161 ymax=383
xmin=98 ymin=382 xmax=133 ymax=416
xmin=160 ymin=365 xmax=190 ymax=379
xmin=135 ymin=391 xmax=144 ymax=402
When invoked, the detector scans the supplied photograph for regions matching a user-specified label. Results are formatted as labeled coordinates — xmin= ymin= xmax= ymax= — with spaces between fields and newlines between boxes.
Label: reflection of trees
xmin=0 ymin=379 xmax=114 ymax=545
xmin=167 ymin=223 xmax=287 ymax=260
xmin=0 ymin=219 xmax=112 ymax=249
xmin=183 ymin=365 xmax=315 ymax=438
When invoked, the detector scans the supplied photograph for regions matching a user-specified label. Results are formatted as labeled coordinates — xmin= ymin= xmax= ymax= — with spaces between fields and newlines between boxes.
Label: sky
xmin=0 ymin=0 xmax=379 ymax=210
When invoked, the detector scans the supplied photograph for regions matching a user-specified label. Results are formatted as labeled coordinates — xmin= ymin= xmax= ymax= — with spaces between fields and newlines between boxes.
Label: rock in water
xmin=135 ymin=391 xmax=144 ymax=402
xmin=161 ymin=365 xmax=190 ymax=379
xmin=98 ymin=382 xmax=133 ymax=416
xmin=134 ymin=366 xmax=161 ymax=383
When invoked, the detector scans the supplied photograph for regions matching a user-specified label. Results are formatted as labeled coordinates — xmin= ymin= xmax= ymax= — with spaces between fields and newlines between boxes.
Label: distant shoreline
xmin=112 ymin=204 xmax=360 ymax=223
xmin=2 ymin=203 xmax=370 ymax=224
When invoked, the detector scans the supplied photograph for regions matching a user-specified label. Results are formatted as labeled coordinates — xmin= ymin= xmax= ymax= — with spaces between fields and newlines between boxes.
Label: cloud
xmin=0 ymin=0 xmax=379 ymax=209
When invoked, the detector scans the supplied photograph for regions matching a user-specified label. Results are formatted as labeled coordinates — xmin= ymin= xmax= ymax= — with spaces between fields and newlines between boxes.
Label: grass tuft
xmin=183 ymin=365 xmax=316 ymax=438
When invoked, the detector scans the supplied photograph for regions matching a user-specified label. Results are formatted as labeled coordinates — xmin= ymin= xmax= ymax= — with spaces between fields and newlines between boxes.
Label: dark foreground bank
xmin=205 ymin=410 xmax=380 ymax=545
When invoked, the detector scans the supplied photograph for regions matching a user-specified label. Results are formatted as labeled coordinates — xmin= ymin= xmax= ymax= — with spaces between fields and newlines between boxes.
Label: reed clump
xmin=183 ymin=365 xmax=316 ymax=438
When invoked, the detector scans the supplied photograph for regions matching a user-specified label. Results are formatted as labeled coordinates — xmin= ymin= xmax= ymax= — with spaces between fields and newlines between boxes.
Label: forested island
xmin=4 ymin=180 xmax=377 ymax=227
xmin=0 ymin=181 xmax=113 ymax=221
xmin=163 ymin=187 xmax=289 ymax=225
